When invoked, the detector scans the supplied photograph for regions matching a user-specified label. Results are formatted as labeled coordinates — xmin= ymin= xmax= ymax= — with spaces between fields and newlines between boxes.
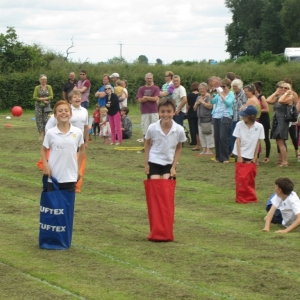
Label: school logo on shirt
xmin=72 ymin=134 xmax=76 ymax=138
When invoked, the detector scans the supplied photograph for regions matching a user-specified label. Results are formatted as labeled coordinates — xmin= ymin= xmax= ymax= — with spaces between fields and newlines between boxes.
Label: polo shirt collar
xmin=155 ymin=119 xmax=177 ymax=134
xmin=71 ymin=104 xmax=82 ymax=110
xmin=53 ymin=123 xmax=75 ymax=134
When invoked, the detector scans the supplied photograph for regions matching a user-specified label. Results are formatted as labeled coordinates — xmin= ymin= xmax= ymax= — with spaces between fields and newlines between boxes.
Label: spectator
xmin=74 ymin=70 xmax=91 ymax=109
xmin=136 ymin=73 xmax=160 ymax=141
xmin=210 ymin=78 xmax=234 ymax=163
xmin=62 ymin=72 xmax=77 ymax=101
xmin=187 ymin=82 xmax=200 ymax=149
xmin=172 ymin=75 xmax=187 ymax=126
xmin=267 ymin=82 xmax=294 ymax=167
xmin=95 ymin=74 xmax=113 ymax=107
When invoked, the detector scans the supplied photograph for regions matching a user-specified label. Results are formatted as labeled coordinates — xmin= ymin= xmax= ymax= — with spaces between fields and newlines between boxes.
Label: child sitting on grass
xmin=121 ymin=107 xmax=132 ymax=139
xmin=262 ymin=177 xmax=300 ymax=233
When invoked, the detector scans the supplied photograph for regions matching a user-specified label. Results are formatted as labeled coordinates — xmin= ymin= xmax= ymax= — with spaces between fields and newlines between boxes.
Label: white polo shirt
xmin=145 ymin=119 xmax=186 ymax=165
xmin=43 ymin=124 xmax=84 ymax=183
xmin=271 ymin=192 xmax=300 ymax=227
xmin=45 ymin=105 xmax=88 ymax=133
xmin=172 ymin=85 xmax=187 ymax=113
xmin=232 ymin=121 xmax=264 ymax=159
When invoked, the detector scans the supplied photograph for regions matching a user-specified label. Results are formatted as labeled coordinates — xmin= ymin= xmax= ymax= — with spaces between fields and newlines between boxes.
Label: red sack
xmin=144 ymin=179 xmax=176 ymax=241
xmin=235 ymin=162 xmax=257 ymax=203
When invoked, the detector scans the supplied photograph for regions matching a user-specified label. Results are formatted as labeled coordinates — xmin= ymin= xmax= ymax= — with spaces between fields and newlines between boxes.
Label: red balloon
xmin=11 ymin=106 xmax=23 ymax=117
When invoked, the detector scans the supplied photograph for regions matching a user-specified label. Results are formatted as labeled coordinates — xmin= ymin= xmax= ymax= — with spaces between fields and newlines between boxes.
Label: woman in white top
xmin=120 ymin=79 xmax=128 ymax=108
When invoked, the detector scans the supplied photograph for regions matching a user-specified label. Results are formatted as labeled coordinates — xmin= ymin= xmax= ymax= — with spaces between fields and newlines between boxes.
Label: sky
xmin=0 ymin=0 xmax=233 ymax=64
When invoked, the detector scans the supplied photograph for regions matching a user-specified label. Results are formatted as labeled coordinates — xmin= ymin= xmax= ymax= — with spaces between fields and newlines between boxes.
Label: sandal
xmin=263 ymin=158 xmax=269 ymax=163
xmin=278 ymin=163 xmax=288 ymax=167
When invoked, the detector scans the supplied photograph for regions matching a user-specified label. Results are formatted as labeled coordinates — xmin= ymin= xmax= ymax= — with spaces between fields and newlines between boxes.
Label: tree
xmin=136 ymin=55 xmax=148 ymax=64
xmin=107 ymin=56 xmax=127 ymax=64
xmin=280 ymin=0 xmax=300 ymax=46
xmin=156 ymin=58 xmax=163 ymax=65
xmin=225 ymin=0 xmax=264 ymax=57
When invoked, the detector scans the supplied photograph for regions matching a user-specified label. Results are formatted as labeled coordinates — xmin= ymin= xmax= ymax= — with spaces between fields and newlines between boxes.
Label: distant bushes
xmin=0 ymin=58 xmax=300 ymax=110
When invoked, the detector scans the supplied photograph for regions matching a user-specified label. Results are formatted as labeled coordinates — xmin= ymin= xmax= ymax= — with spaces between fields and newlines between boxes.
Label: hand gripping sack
xmin=144 ymin=178 xmax=176 ymax=241
xmin=39 ymin=176 xmax=75 ymax=249
xmin=235 ymin=162 xmax=258 ymax=203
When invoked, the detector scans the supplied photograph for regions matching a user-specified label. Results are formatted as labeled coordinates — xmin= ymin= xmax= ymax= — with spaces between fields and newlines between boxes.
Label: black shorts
xmin=47 ymin=182 xmax=76 ymax=192
xmin=148 ymin=162 xmax=172 ymax=179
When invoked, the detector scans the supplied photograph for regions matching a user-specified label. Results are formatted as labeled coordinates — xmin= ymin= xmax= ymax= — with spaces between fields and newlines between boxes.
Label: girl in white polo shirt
xmin=144 ymin=98 xmax=186 ymax=179
xmin=41 ymin=100 xmax=85 ymax=192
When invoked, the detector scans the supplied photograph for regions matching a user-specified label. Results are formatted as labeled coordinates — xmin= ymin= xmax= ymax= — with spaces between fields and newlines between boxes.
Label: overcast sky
xmin=1 ymin=0 xmax=232 ymax=64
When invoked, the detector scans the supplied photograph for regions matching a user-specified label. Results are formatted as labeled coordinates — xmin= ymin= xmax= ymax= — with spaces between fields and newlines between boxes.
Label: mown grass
xmin=1 ymin=106 xmax=300 ymax=300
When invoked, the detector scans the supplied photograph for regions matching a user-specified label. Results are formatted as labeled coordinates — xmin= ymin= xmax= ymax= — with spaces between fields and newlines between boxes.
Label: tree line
xmin=225 ymin=0 xmax=300 ymax=59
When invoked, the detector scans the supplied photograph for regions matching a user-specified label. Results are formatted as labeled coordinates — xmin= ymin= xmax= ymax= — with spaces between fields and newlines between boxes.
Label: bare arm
xmin=170 ymin=143 xmax=183 ymax=177
xmin=260 ymin=95 xmax=269 ymax=112
xmin=77 ymin=144 xmax=85 ymax=180
xmin=118 ymin=90 xmax=127 ymax=101
xmin=252 ymin=140 xmax=260 ymax=163
xmin=278 ymin=92 xmax=294 ymax=105
xmin=41 ymin=146 xmax=51 ymax=177
xmin=144 ymin=95 xmax=159 ymax=102
xmin=144 ymin=139 xmax=152 ymax=175
xmin=84 ymin=125 xmax=89 ymax=148
xmin=266 ymin=91 xmax=280 ymax=104
xmin=262 ymin=205 xmax=277 ymax=232
xmin=236 ymin=137 xmax=242 ymax=162
xmin=276 ymin=214 xmax=300 ymax=233
xmin=176 ymin=96 xmax=187 ymax=113
xmin=62 ymin=91 xmax=67 ymax=101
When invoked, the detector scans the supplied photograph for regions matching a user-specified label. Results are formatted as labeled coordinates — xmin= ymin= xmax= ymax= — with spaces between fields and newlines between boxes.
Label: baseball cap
xmin=239 ymin=105 xmax=258 ymax=117
xmin=110 ymin=73 xmax=120 ymax=78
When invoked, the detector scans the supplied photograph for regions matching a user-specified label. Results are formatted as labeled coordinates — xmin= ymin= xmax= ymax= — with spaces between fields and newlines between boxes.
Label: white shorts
xmin=141 ymin=113 xmax=159 ymax=135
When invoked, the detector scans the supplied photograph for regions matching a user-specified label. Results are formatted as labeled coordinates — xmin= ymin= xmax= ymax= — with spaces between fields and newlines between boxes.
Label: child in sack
xmin=262 ymin=177 xmax=300 ymax=233
xmin=232 ymin=105 xmax=265 ymax=164
xmin=41 ymin=100 xmax=85 ymax=192
xmin=144 ymin=98 xmax=186 ymax=179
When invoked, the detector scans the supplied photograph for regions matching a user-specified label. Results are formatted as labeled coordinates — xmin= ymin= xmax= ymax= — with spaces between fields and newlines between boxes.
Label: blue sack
xmin=39 ymin=176 xmax=75 ymax=250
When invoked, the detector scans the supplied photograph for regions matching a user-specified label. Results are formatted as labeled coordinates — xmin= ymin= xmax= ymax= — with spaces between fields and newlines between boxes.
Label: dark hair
xmin=226 ymin=72 xmax=235 ymax=81
xmin=244 ymin=84 xmax=256 ymax=94
xmin=190 ymin=82 xmax=199 ymax=92
xmin=121 ymin=107 xmax=129 ymax=115
xmin=253 ymin=81 xmax=263 ymax=93
xmin=284 ymin=78 xmax=292 ymax=85
xmin=158 ymin=98 xmax=176 ymax=111
xmin=275 ymin=177 xmax=294 ymax=195
xmin=235 ymin=75 xmax=241 ymax=79
xmin=80 ymin=70 xmax=86 ymax=74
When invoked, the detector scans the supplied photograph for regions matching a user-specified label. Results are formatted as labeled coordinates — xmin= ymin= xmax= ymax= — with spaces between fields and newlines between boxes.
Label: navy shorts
xmin=148 ymin=162 xmax=172 ymax=179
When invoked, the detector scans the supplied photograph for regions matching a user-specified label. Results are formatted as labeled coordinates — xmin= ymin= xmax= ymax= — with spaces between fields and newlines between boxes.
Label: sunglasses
xmin=165 ymin=75 xmax=170 ymax=77
xmin=279 ymin=86 xmax=289 ymax=90
xmin=105 ymin=88 xmax=111 ymax=90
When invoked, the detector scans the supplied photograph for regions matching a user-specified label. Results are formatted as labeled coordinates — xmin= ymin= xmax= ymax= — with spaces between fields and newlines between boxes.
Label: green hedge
xmin=1 ymin=59 xmax=300 ymax=110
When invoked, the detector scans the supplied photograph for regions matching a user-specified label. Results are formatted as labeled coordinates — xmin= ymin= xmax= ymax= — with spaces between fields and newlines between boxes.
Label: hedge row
xmin=1 ymin=59 xmax=300 ymax=110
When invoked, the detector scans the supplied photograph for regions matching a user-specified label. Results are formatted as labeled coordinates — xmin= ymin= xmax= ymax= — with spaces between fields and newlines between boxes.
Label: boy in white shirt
xmin=262 ymin=177 xmax=300 ymax=233
xmin=232 ymin=105 xmax=265 ymax=163
xmin=144 ymin=98 xmax=186 ymax=179
xmin=41 ymin=100 xmax=85 ymax=192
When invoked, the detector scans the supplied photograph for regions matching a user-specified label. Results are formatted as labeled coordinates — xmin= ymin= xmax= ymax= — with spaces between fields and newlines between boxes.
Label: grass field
xmin=1 ymin=106 xmax=300 ymax=300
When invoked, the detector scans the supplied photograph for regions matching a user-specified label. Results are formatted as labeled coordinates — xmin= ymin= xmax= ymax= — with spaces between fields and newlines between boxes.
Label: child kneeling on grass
xmin=144 ymin=98 xmax=186 ymax=179
xmin=262 ymin=178 xmax=300 ymax=233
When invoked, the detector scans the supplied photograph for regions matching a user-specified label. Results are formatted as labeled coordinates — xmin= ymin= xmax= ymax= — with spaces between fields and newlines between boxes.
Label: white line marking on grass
xmin=73 ymin=243 xmax=235 ymax=300
xmin=0 ymin=261 xmax=89 ymax=300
